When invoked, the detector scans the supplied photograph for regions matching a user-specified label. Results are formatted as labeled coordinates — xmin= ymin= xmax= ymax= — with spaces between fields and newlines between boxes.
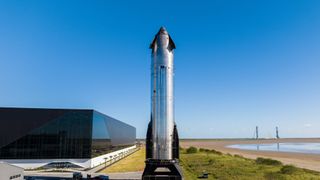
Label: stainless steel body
xmin=150 ymin=27 xmax=176 ymax=160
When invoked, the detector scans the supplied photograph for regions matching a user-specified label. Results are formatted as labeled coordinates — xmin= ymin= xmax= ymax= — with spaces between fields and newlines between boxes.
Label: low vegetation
xmin=99 ymin=146 xmax=320 ymax=179
xmin=199 ymin=148 xmax=223 ymax=155
xmin=280 ymin=165 xmax=299 ymax=175
xmin=186 ymin=146 xmax=198 ymax=154
xmin=180 ymin=147 xmax=320 ymax=179
xmin=255 ymin=157 xmax=282 ymax=166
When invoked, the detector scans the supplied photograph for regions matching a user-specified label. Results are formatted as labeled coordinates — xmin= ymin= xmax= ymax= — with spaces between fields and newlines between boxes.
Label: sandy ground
xmin=181 ymin=138 xmax=320 ymax=172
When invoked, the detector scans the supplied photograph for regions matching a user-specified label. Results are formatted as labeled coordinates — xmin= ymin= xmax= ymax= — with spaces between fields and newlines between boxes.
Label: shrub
xmin=280 ymin=165 xmax=299 ymax=174
xmin=186 ymin=146 xmax=198 ymax=154
xmin=234 ymin=154 xmax=244 ymax=158
xmin=208 ymin=159 xmax=215 ymax=165
xmin=256 ymin=157 xmax=282 ymax=166
xmin=199 ymin=148 xmax=206 ymax=152
xmin=210 ymin=149 xmax=223 ymax=155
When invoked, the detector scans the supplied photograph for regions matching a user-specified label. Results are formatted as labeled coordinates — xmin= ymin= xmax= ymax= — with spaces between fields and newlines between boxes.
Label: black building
xmin=0 ymin=107 xmax=136 ymax=168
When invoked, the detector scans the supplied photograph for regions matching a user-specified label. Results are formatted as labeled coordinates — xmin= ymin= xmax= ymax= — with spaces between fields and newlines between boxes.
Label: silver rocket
xmin=150 ymin=27 xmax=176 ymax=160
xmin=143 ymin=27 xmax=182 ymax=180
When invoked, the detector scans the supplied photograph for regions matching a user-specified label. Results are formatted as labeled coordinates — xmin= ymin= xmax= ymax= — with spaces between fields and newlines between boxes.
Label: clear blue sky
xmin=1 ymin=1 xmax=319 ymax=138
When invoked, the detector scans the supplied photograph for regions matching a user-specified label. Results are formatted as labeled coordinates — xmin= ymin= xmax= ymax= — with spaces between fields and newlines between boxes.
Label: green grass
xmin=99 ymin=146 xmax=320 ymax=179
xmin=180 ymin=147 xmax=320 ymax=180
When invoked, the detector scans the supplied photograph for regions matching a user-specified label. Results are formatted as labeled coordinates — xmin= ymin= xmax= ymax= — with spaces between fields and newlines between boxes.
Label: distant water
xmin=228 ymin=143 xmax=320 ymax=154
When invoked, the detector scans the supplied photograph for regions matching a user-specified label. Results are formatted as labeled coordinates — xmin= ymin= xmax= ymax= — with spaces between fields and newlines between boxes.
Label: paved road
xmin=24 ymin=171 xmax=143 ymax=180
xmin=107 ymin=171 xmax=142 ymax=180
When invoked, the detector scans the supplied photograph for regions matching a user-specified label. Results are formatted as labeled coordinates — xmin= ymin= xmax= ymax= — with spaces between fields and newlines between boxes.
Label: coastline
xmin=180 ymin=138 xmax=320 ymax=172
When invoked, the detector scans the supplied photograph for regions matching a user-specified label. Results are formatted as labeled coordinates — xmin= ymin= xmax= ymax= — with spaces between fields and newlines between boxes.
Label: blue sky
xmin=0 ymin=1 xmax=319 ymax=138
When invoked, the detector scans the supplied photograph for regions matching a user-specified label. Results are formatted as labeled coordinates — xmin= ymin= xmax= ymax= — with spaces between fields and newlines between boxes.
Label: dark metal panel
xmin=0 ymin=108 xmax=74 ymax=148
xmin=146 ymin=119 xmax=153 ymax=159
xmin=94 ymin=111 xmax=136 ymax=146
xmin=0 ymin=108 xmax=93 ymax=159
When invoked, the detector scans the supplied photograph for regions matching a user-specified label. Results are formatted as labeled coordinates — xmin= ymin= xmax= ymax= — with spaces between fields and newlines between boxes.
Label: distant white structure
xmin=0 ymin=162 xmax=24 ymax=180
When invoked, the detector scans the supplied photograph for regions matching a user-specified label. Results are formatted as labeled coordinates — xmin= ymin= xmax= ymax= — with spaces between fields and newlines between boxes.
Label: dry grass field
xmin=100 ymin=147 xmax=145 ymax=173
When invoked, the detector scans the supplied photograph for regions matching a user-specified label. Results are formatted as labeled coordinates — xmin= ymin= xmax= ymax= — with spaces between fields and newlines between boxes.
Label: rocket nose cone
xmin=159 ymin=26 xmax=168 ymax=35
xmin=150 ymin=26 xmax=175 ymax=50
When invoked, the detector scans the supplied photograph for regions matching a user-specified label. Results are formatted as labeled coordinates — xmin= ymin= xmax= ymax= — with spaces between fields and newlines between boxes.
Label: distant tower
xmin=256 ymin=126 xmax=259 ymax=139
xmin=276 ymin=126 xmax=279 ymax=139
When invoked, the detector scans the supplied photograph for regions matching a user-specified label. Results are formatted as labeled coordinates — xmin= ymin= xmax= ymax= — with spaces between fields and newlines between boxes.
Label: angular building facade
xmin=0 ymin=107 xmax=136 ymax=169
